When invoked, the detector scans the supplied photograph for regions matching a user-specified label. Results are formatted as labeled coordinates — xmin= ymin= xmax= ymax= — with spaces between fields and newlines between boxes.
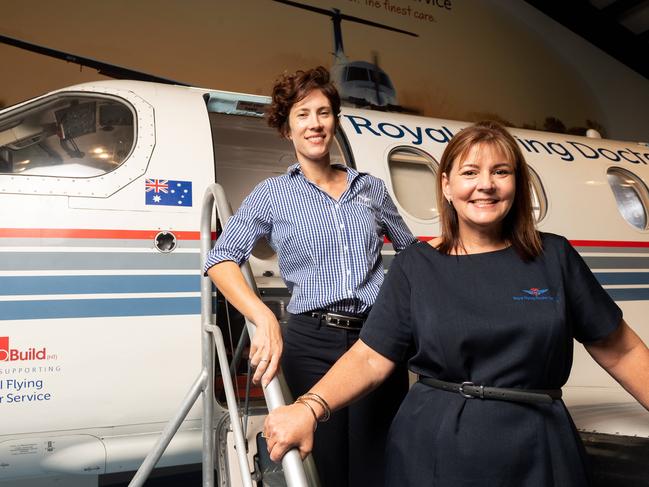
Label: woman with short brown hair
xmin=205 ymin=66 xmax=416 ymax=487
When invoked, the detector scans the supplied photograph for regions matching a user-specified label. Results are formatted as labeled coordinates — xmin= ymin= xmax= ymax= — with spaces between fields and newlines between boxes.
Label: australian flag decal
xmin=145 ymin=179 xmax=193 ymax=207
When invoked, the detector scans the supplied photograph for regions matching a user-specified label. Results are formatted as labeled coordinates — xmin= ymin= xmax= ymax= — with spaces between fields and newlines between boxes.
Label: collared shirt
xmin=204 ymin=163 xmax=417 ymax=314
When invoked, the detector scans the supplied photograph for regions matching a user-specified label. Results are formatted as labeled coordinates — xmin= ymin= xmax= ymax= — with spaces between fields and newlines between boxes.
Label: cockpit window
xmin=607 ymin=167 xmax=649 ymax=230
xmin=346 ymin=67 xmax=370 ymax=82
xmin=0 ymin=95 xmax=135 ymax=177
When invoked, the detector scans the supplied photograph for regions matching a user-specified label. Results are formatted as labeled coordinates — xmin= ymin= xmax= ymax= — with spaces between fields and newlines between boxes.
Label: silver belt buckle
xmin=459 ymin=381 xmax=485 ymax=399
xmin=324 ymin=312 xmax=360 ymax=329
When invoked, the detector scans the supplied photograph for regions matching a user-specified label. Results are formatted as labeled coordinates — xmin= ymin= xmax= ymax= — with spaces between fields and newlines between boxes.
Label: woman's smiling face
xmin=287 ymin=89 xmax=335 ymax=166
xmin=442 ymin=142 xmax=516 ymax=239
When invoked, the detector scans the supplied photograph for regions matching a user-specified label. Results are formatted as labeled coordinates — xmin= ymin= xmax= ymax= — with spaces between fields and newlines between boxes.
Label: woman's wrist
xmin=250 ymin=307 xmax=279 ymax=328
xmin=294 ymin=399 xmax=318 ymax=431
xmin=296 ymin=392 xmax=331 ymax=422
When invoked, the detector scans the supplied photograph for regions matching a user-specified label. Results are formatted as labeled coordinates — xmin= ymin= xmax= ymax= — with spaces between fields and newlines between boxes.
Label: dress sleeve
xmin=561 ymin=237 xmax=622 ymax=343
xmin=203 ymin=181 xmax=272 ymax=274
xmin=360 ymin=252 xmax=413 ymax=363
xmin=379 ymin=181 xmax=418 ymax=251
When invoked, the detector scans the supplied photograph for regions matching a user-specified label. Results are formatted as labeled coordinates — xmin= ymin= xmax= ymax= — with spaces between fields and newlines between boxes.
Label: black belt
xmin=302 ymin=310 xmax=366 ymax=330
xmin=419 ymin=377 xmax=562 ymax=405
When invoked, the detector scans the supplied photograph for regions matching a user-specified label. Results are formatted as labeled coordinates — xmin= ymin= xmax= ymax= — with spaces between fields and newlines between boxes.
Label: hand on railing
xmin=249 ymin=310 xmax=284 ymax=388
xmin=263 ymin=402 xmax=316 ymax=462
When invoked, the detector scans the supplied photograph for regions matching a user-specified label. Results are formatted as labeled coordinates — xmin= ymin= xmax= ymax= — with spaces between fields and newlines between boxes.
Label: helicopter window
xmin=607 ymin=167 xmax=649 ymax=230
xmin=388 ymin=147 xmax=438 ymax=220
xmin=0 ymin=95 xmax=135 ymax=178
xmin=346 ymin=67 xmax=370 ymax=82
xmin=528 ymin=166 xmax=548 ymax=223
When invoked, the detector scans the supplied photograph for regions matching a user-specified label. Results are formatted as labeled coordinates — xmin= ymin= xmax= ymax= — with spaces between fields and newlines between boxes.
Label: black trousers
xmin=281 ymin=313 xmax=408 ymax=487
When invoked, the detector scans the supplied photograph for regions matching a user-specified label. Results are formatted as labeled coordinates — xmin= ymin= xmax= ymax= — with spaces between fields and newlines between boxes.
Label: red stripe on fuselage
xmin=0 ymin=228 xmax=203 ymax=240
xmin=570 ymin=240 xmax=649 ymax=248
xmin=2 ymin=229 xmax=649 ymax=248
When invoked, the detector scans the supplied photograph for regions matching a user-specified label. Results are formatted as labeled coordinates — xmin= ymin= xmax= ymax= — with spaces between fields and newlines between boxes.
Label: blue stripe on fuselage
xmin=1 ymin=275 xmax=200 ymax=295
xmin=0 ymin=297 xmax=201 ymax=320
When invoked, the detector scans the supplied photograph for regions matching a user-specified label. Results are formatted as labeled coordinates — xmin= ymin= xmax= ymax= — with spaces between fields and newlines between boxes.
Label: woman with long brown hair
xmin=264 ymin=120 xmax=649 ymax=486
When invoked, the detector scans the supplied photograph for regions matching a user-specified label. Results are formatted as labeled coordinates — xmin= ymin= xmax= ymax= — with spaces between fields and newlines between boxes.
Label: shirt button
xmin=340 ymin=223 xmax=345 ymax=229
xmin=344 ymin=246 xmax=348 ymax=252
xmin=347 ymin=270 xmax=351 ymax=275
xmin=335 ymin=204 xmax=340 ymax=210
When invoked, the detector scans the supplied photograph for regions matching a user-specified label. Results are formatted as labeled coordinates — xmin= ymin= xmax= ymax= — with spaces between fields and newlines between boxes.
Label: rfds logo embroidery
xmin=513 ymin=288 xmax=556 ymax=301
xmin=356 ymin=195 xmax=372 ymax=207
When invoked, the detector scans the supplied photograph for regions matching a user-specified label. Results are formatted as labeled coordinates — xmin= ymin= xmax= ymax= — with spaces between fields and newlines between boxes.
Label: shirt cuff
xmin=203 ymin=249 xmax=244 ymax=276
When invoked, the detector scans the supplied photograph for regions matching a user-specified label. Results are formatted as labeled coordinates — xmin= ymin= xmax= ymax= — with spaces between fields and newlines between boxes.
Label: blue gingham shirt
xmin=204 ymin=163 xmax=417 ymax=314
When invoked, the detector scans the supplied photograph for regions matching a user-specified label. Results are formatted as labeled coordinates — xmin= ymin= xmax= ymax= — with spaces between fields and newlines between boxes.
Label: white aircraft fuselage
xmin=0 ymin=80 xmax=648 ymax=486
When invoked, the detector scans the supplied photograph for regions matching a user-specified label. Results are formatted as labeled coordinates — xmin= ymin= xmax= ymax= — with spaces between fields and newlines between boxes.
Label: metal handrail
xmin=207 ymin=183 xmax=313 ymax=487
xmin=128 ymin=183 xmax=314 ymax=487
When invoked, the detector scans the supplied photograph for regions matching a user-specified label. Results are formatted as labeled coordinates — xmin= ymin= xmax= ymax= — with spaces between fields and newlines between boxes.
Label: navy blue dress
xmin=360 ymin=233 xmax=622 ymax=487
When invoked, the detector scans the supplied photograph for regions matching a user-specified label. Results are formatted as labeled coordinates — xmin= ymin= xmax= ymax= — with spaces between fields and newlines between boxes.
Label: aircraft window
xmin=346 ymin=66 xmax=370 ymax=82
xmin=0 ymin=95 xmax=135 ymax=178
xmin=388 ymin=147 xmax=438 ymax=220
xmin=528 ymin=166 xmax=548 ymax=223
xmin=607 ymin=167 xmax=649 ymax=230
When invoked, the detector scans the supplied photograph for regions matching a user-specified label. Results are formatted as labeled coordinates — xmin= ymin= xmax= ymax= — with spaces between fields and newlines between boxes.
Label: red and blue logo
xmin=0 ymin=337 xmax=48 ymax=362
xmin=513 ymin=288 xmax=556 ymax=301
xmin=523 ymin=288 xmax=548 ymax=297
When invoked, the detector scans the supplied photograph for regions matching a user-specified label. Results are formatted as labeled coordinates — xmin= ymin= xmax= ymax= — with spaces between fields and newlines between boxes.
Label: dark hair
xmin=436 ymin=120 xmax=542 ymax=260
xmin=267 ymin=66 xmax=341 ymax=137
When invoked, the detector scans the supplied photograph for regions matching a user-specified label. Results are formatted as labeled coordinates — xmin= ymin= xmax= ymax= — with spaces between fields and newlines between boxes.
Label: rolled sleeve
xmin=380 ymin=182 xmax=417 ymax=251
xmin=203 ymin=181 xmax=272 ymax=274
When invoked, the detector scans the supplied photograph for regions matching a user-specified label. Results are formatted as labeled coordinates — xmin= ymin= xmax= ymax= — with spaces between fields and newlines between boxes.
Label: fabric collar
xmin=287 ymin=163 xmax=361 ymax=183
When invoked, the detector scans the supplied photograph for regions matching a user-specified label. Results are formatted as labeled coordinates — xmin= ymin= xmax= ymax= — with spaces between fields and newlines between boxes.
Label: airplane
xmin=1 ymin=42 xmax=649 ymax=487
xmin=272 ymin=0 xmax=418 ymax=109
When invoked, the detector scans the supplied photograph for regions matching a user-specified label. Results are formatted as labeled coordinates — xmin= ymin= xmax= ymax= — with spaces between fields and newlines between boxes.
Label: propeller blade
xmin=272 ymin=0 xmax=418 ymax=37
xmin=0 ymin=34 xmax=189 ymax=86
xmin=337 ymin=13 xmax=418 ymax=37
xmin=272 ymin=0 xmax=334 ymax=17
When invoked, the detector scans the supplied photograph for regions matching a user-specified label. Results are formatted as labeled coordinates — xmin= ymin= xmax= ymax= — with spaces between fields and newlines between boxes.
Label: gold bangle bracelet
xmin=298 ymin=393 xmax=331 ymax=422
xmin=295 ymin=398 xmax=318 ymax=431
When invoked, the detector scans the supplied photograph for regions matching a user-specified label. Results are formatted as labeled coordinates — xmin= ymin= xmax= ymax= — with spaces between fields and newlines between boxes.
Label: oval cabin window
xmin=387 ymin=147 xmax=438 ymax=221
xmin=607 ymin=167 xmax=649 ymax=230
xmin=528 ymin=166 xmax=548 ymax=223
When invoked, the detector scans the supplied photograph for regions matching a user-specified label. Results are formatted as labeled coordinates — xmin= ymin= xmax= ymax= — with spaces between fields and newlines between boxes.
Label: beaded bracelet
xmin=295 ymin=398 xmax=318 ymax=431
xmin=298 ymin=392 xmax=331 ymax=422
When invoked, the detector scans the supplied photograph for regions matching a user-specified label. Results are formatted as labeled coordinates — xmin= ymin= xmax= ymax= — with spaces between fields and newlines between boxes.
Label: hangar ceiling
xmin=523 ymin=0 xmax=649 ymax=80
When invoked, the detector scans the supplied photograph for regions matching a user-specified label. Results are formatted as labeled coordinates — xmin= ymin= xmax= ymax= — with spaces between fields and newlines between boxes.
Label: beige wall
xmin=1 ymin=0 xmax=647 ymax=140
